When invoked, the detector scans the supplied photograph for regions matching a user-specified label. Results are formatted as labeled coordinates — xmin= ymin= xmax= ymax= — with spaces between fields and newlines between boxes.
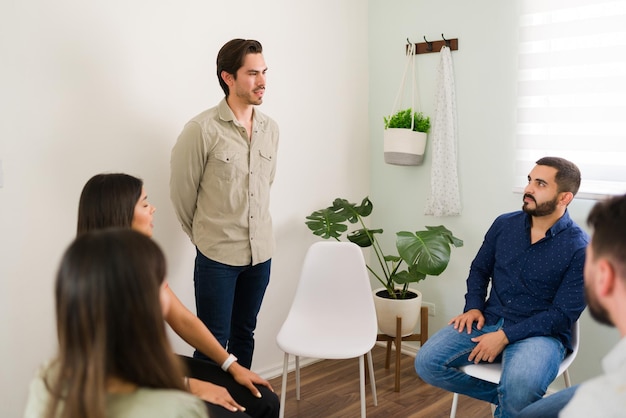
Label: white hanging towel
xmin=424 ymin=46 xmax=461 ymax=216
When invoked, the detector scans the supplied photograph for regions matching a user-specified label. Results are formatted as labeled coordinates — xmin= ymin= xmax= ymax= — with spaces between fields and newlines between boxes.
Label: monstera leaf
xmin=304 ymin=197 xmax=463 ymax=299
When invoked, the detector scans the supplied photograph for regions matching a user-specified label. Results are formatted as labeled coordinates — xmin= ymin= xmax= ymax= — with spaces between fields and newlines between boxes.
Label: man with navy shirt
xmin=415 ymin=156 xmax=588 ymax=418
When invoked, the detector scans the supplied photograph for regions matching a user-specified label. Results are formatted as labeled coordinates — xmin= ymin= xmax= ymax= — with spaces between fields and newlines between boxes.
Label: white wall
xmin=0 ymin=1 xmax=369 ymax=416
xmin=368 ymin=0 xmax=619 ymax=391
xmin=2 ymin=1 xmax=619 ymax=416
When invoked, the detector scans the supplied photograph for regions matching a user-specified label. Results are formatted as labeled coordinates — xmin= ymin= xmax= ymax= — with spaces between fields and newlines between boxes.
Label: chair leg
xmin=359 ymin=355 xmax=367 ymax=418
xmin=450 ymin=393 xmax=459 ymax=418
xmin=366 ymin=351 xmax=378 ymax=406
xmin=279 ymin=353 xmax=289 ymax=418
xmin=563 ymin=369 xmax=572 ymax=387
xmin=385 ymin=340 xmax=392 ymax=369
xmin=295 ymin=355 xmax=301 ymax=400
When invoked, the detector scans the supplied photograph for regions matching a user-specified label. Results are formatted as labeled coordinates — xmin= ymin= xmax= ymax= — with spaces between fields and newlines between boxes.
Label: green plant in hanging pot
xmin=305 ymin=196 xmax=462 ymax=337
xmin=383 ymin=108 xmax=431 ymax=166
xmin=384 ymin=108 xmax=431 ymax=133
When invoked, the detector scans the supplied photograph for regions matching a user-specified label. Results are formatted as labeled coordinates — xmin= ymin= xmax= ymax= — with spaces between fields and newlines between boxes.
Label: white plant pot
xmin=383 ymin=128 xmax=427 ymax=166
xmin=373 ymin=287 xmax=423 ymax=337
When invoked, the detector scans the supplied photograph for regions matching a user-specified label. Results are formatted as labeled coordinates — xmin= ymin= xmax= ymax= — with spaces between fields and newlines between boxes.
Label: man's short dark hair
xmin=216 ymin=39 xmax=263 ymax=97
xmin=587 ymin=194 xmax=626 ymax=280
xmin=536 ymin=156 xmax=581 ymax=196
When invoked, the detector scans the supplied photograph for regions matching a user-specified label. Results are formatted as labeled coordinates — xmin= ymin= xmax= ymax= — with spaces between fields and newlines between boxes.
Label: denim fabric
xmin=415 ymin=322 xmax=565 ymax=418
xmin=516 ymin=385 xmax=578 ymax=418
xmin=193 ymin=249 xmax=271 ymax=369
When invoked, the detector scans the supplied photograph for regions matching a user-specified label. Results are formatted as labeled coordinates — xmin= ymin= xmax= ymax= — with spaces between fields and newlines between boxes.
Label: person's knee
xmin=257 ymin=387 xmax=280 ymax=418
xmin=414 ymin=344 xmax=436 ymax=383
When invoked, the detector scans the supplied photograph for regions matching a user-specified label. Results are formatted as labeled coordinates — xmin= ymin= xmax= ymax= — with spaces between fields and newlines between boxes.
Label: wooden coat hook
xmin=406 ymin=34 xmax=459 ymax=55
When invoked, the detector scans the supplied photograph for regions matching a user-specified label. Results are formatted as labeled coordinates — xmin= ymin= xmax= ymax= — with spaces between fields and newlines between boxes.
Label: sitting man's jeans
xmin=193 ymin=249 xmax=271 ymax=369
xmin=415 ymin=320 xmax=565 ymax=418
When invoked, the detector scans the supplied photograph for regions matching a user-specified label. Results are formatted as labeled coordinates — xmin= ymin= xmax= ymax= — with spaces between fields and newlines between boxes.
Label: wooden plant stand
xmin=376 ymin=306 xmax=429 ymax=392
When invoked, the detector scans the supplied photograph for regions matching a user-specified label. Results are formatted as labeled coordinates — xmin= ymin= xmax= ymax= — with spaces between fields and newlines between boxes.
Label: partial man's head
xmin=585 ymin=193 xmax=626 ymax=327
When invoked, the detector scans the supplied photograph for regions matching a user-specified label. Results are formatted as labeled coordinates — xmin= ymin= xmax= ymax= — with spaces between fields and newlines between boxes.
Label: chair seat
xmin=461 ymin=362 xmax=503 ymax=384
xmin=449 ymin=320 xmax=580 ymax=418
xmin=277 ymin=318 xmax=376 ymax=359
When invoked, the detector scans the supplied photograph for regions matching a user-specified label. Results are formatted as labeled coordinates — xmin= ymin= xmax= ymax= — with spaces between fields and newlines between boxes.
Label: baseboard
xmin=256 ymin=356 xmax=325 ymax=381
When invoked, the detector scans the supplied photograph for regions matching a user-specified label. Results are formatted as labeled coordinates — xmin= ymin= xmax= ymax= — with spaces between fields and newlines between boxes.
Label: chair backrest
xmin=277 ymin=241 xmax=377 ymax=356
xmin=558 ymin=319 xmax=580 ymax=374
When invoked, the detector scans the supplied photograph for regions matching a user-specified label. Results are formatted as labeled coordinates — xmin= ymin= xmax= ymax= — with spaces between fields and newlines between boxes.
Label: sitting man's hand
xmin=449 ymin=309 xmax=485 ymax=334
xmin=468 ymin=329 xmax=510 ymax=363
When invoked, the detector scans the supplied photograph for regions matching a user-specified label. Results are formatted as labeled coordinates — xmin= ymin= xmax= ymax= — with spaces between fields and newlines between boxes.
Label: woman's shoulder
xmin=108 ymin=388 xmax=208 ymax=418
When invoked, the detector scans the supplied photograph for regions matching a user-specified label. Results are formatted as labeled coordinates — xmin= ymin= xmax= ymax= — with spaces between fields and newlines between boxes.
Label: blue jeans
xmin=414 ymin=321 xmax=565 ymax=418
xmin=515 ymin=385 xmax=578 ymax=418
xmin=194 ymin=249 xmax=271 ymax=369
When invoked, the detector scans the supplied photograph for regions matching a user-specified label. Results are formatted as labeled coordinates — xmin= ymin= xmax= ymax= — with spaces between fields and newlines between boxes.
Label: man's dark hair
xmin=536 ymin=156 xmax=581 ymax=196
xmin=216 ymin=39 xmax=263 ymax=97
xmin=587 ymin=194 xmax=626 ymax=280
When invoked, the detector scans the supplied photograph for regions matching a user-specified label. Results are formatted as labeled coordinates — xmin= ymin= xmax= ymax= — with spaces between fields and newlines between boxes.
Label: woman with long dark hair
xmin=74 ymin=173 xmax=278 ymax=418
xmin=24 ymin=229 xmax=208 ymax=418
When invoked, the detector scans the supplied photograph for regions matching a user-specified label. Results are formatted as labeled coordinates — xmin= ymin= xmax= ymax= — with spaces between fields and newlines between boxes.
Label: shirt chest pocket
xmin=209 ymin=152 xmax=242 ymax=181
xmin=257 ymin=149 xmax=274 ymax=180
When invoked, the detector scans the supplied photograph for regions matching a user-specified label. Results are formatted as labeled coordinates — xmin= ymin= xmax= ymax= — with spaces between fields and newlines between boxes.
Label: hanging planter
xmin=384 ymin=109 xmax=430 ymax=166
xmin=384 ymin=43 xmax=431 ymax=166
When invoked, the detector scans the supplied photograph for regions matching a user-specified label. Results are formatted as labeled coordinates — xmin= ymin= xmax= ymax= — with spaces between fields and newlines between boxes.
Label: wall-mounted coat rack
xmin=406 ymin=34 xmax=459 ymax=55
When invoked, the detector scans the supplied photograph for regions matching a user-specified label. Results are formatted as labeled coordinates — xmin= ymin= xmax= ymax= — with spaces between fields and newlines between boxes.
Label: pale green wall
xmin=367 ymin=0 xmax=619 ymax=388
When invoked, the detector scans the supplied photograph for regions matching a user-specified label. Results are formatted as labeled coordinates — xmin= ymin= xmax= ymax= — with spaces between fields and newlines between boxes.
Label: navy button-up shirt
xmin=464 ymin=210 xmax=588 ymax=351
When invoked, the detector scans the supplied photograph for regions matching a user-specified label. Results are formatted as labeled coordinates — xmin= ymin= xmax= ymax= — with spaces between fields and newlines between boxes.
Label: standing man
xmin=170 ymin=39 xmax=279 ymax=370
xmin=415 ymin=157 xmax=588 ymax=418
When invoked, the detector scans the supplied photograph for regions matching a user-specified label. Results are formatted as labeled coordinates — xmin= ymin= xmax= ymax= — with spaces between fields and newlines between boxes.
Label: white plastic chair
xmin=276 ymin=241 xmax=378 ymax=418
xmin=449 ymin=320 xmax=580 ymax=418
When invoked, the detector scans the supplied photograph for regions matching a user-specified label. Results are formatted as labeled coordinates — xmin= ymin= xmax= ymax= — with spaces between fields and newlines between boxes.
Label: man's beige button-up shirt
xmin=170 ymin=99 xmax=279 ymax=266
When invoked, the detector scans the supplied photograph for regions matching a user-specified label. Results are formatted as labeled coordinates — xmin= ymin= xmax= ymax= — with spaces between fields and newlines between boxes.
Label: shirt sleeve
xmin=23 ymin=369 xmax=49 ymax=418
xmin=170 ymin=122 xmax=206 ymax=239
xmin=464 ymin=223 xmax=497 ymax=312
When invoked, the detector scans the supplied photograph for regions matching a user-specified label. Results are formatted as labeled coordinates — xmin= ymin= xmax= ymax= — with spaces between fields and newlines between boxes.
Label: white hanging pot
xmin=373 ymin=287 xmax=423 ymax=337
xmin=384 ymin=128 xmax=427 ymax=166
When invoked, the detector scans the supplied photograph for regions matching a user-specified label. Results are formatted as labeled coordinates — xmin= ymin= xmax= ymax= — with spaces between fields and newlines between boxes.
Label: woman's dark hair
xmin=44 ymin=228 xmax=186 ymax=418
xmin=216 ymin=38 xmax=263 ymax=97
xmin=77 ymin=173 xmax=142 ymax=236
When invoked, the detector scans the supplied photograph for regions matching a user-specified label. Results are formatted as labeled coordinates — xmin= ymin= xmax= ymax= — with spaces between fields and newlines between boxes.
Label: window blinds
xmin=515 ymin=0 xmax=626 ymax=199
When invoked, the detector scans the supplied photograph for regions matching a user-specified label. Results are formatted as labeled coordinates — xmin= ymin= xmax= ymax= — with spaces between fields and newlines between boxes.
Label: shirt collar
xmin=217 ymin=98 xmax=266 ymax=127
xmin=524 ymin=209 xmax=573 ymax=238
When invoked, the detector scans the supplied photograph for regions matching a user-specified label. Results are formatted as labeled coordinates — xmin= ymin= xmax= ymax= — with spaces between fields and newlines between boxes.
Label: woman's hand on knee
xmin=188 ymin=378 xmax=246 ymax=413
xmin=230 ymin=363 xmax=275 ymax=397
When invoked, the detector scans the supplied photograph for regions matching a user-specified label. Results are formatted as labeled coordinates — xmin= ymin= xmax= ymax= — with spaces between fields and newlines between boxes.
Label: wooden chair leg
xmin=394 ymin=316 xmax=402 ymax=392
xmin=385 ymin=339 xmax=392 ymax=369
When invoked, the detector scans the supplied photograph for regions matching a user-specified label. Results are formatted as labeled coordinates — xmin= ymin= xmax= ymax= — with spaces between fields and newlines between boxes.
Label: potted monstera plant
xmin=383 ymin=108 xmax=431 ymax=166
xmin=305 ymin=197 xmax=462 ymax=336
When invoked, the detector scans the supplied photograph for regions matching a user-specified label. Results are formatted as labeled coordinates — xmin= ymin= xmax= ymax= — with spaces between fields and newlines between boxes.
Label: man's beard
xmin=522 ymin=194 xmax=558 ymax=216
xmin=585 ymin=282 xmax=614 ymax=327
